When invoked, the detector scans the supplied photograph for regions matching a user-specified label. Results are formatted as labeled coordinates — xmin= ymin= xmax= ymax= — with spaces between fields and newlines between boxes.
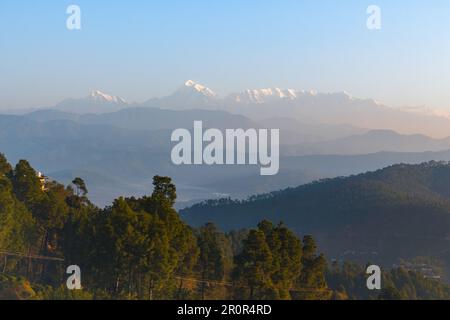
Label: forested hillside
xmin=182 ymin=162 xmax=450 ymax=274
xmin=0 ymin=154 xmax=449 ymax=300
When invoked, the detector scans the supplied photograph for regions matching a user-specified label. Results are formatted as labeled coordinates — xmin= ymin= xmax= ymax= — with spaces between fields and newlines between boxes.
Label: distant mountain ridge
xmin=25 ymin=107 xmax=258 ymax=131
xmin=4 ymin=105 xmax=450 ymax=206
xmin=5 ymin=80 xmax=450 ymax=138
xmin=23 ymin=108 xmax=450 ymax=155
xmin=283 ymin=130 xmax=450 ymax=156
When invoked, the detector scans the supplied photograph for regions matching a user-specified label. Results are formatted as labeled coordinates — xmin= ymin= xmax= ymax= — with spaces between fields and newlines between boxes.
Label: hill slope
xmin=181 ymin=162 xmax=450 ymax=267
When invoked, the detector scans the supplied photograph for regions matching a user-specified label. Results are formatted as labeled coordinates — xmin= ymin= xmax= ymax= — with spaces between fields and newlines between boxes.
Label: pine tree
xmin=0 ymin=154 xmax=12 ymax=176
xmin=196 ymin=223 xmax=225 ymax=299
xmin=233 ymin=229 xmax=274 ymax=299
xmin=296 ymin=235 xmax=328 ymax=299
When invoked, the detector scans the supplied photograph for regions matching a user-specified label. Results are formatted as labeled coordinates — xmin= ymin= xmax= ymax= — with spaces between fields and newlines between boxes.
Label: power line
xmin=174 ymin=275 xmax=333 ymax=293
xmin=0 ymin=251 xmax=64 ymax=262
xmin=175 ymin=275 xmax=233 ymax=287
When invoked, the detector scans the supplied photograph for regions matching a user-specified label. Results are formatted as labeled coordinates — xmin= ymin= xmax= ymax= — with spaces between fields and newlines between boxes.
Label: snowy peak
xmin=88 ymin=90 xmax=127 ymax=104
xmin=54 ymin=90 xmax=128 ymax=114
xmin=181 ymin=80 xmax=218 ymax=98
xmin=228 ymin=88 xmax=317 ymax=104
xmin=237 ymin=88 xmax=298 ymax=104
xmin=141 ymin=80 xmax=219 ymax=110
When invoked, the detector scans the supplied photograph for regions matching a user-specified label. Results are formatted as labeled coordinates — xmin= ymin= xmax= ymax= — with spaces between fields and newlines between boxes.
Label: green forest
xmin=1 ymin=153 xmax=449 ymax=300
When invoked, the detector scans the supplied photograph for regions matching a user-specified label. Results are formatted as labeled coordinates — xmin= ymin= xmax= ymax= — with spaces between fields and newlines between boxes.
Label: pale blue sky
xmin=0 ymin=0 xmax=449 ymax=109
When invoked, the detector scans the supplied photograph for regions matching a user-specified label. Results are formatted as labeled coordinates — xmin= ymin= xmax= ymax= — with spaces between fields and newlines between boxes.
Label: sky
xmin=0 ymin=0 xmax=449 ymax=110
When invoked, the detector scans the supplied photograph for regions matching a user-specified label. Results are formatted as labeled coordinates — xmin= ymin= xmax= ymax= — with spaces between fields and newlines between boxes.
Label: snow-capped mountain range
xmin=36 ymin=80 xmax=450 ymax=138
xmin=137 ymin=80 xmax=366 ymax=110
xmin=49 ymin=80 xmax=385 ymax=111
